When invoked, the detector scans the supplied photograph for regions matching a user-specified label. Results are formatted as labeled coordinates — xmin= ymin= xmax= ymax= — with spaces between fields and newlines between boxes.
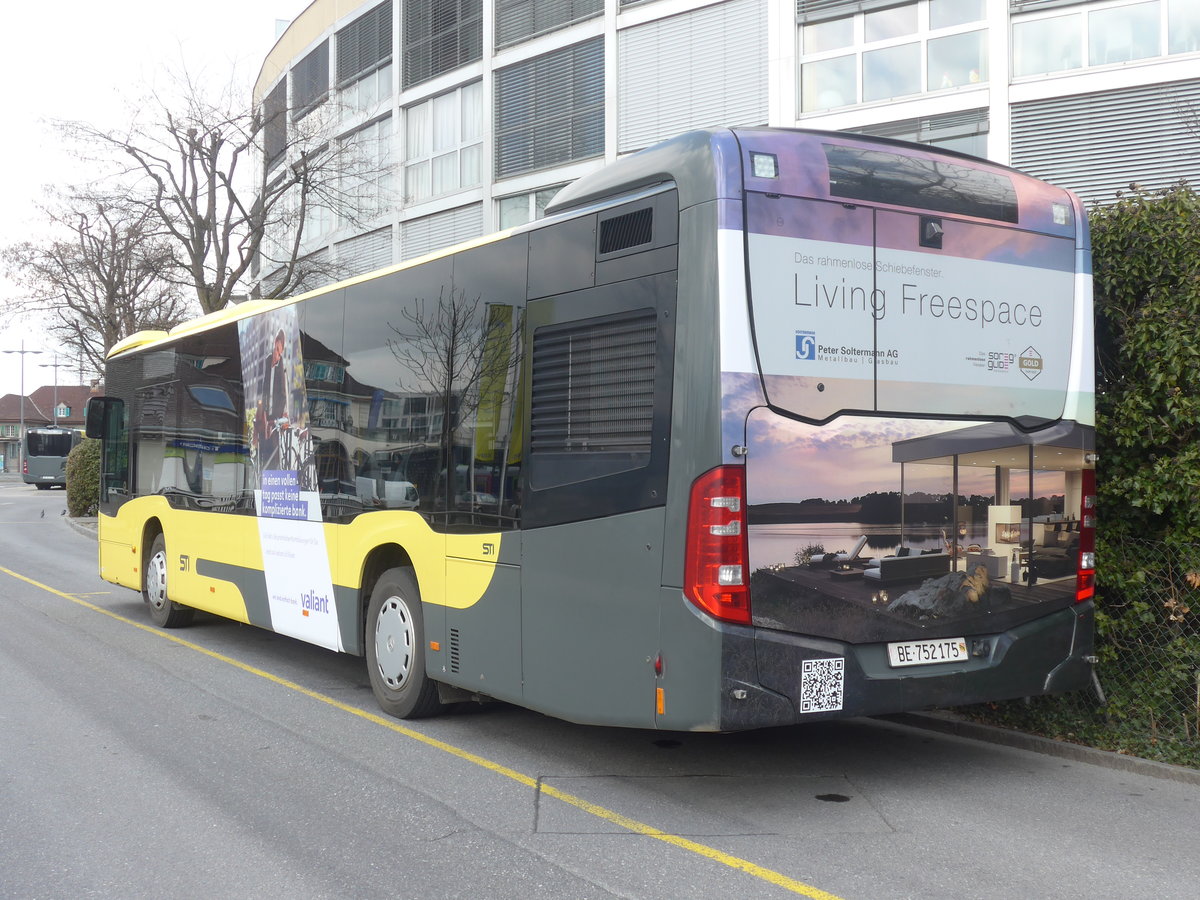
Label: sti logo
xmin=796 ymin=331 xmax=817 ymax=361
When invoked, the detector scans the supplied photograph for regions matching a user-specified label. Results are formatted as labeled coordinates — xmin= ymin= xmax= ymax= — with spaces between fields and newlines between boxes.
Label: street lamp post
xmin=2 ymin=341 xmax=43 ymax=475
xmin=38 ymin=355 xmax=64 ymax=426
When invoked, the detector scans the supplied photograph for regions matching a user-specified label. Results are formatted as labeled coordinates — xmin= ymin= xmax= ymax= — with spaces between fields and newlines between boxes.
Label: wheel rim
xmin=146 ymin=549 xmax=168 ymax=611
xmin=374 ymin=595 xmax=415 ymax=691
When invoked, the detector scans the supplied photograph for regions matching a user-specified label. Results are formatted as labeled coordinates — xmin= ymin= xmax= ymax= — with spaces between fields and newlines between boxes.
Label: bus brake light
xmin=684 ymin=465 xmax=751 ymax=625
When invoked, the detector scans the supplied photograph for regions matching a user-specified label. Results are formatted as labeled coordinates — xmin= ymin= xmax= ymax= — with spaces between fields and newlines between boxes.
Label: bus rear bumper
xmin=718 ymin=601 xmax=1094 ymax=730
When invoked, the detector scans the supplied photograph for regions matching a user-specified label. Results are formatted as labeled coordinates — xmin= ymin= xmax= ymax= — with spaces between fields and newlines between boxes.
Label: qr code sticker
xmin=800 ymin=657 xmax=845 ymax=714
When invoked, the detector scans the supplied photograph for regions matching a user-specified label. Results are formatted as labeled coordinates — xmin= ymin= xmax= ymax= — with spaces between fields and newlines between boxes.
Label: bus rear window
xmin=28 ymin=433 xmax=74 ymax=456
xmin=823 ymin=144 xmax=1018 ymax=223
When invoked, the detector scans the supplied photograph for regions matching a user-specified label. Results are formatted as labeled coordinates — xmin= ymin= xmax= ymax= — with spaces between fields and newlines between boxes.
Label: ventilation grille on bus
xmin=598 ymin=207 xmax=653 ymax=254
xmin=531 ymin=309 xmax=657 ymax=455
xmin=449 ymin=627 xmax=461 ymax=674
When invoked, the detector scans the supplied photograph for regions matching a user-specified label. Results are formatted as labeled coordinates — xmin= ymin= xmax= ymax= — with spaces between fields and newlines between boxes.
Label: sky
xmin=0 ymin=0 xmax=311 ymax=398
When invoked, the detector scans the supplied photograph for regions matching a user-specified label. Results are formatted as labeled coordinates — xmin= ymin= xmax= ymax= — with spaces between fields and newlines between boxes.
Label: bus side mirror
xmin=85 ymin=396 xmax=117 ymax=439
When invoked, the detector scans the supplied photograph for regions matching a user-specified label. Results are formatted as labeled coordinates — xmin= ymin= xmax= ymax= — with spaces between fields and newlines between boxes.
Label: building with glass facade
xmin=253 ymin=0 xmax=1200 ymax=288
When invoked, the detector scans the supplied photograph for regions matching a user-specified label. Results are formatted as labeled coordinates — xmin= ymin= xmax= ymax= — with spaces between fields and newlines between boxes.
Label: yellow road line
xmin=2 ymin=564 xmax=843 ymax=900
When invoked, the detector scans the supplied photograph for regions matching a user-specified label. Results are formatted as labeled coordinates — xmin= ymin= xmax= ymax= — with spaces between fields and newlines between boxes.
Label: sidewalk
xmin=65 ymin=514 xmax=98 ymax=536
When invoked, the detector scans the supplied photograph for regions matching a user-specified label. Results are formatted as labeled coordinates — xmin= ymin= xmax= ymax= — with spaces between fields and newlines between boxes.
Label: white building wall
xmin=254 ymin=0 xmax=1200 ymax=292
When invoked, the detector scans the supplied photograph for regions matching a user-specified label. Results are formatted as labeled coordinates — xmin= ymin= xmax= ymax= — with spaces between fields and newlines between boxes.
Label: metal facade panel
xmin=494 ymin=37 xmax=605 ymax=177
xmin=495 ymin=0 xmax=603 ymax=50
xmin=402 ymin=0 xmax=483 ymax=89
xmin=795 ymin=0 xmax=905 ymax=23
xmin=336 ymin=0 xmax=393 ymax=85
xmin=1010 ymin=79 xmax=1200 ymax=204
xmin=292 ymin=41 xmax=329 ymax=114
xmin=336 ymin=226 xmax=394 ymax=276
xmin=617 ymin=0 xmax=768 ymax=154
xmin=401 ymin=204 xmax=483 ymax=260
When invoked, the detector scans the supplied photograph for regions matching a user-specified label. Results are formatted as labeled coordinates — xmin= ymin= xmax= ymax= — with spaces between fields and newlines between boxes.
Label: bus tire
xmin=35 ymin=484 xmax=50 ymax=491
xmin=366 ymin=567 xmax=443 ymax=719
xmin=143 ymin=533 xmax=194 ymax=628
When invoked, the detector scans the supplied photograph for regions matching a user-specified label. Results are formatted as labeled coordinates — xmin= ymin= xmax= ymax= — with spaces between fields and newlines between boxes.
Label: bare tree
xmin=58 ymin=69 xmax=388 ymax=314
xmin=3 ymin=192 xmax=193 ymax=375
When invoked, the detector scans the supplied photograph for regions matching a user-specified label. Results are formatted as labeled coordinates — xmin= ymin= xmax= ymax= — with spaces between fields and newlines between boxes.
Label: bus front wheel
xmin=143 ymin=533 xmax=195 ymax=628
xmin=366 ymin=567 xmax=443 ymax=719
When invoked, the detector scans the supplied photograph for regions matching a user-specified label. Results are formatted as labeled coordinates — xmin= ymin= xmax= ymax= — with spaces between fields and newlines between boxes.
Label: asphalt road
xmin=2 ymin=477 xmax=1198 ymax=900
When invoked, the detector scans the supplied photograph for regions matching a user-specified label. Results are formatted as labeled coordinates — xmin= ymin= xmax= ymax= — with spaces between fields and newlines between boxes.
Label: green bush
xmin=66 ymin=437 xmax=100 ymax=518
xmin=969 ymin=184 xmax=1200 ymax=768
xmin=1092 ymin=182 xmax=1200 ymax=546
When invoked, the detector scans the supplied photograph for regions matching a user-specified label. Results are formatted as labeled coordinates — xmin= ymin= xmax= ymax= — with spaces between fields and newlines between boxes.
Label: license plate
xmin=887 ymin=637 xmax=968 ymax=668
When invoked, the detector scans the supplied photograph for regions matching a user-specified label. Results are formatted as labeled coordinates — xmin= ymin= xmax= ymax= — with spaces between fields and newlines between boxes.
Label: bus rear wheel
xmin=366 ymin=567 xmax=443 ymax=719
xmin=143 ymin=533 xmax=194 ymax=628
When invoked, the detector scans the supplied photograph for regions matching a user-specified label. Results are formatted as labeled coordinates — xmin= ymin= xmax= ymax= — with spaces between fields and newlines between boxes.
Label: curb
xmin=884 ymin=711 xmax=1200 ymax=786
xmin=64 ymin=516 xmax=99 ymax=539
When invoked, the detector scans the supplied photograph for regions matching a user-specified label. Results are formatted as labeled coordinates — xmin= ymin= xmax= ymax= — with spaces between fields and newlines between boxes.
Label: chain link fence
xmin=967 ymin=535 xmax=1200 ymax=768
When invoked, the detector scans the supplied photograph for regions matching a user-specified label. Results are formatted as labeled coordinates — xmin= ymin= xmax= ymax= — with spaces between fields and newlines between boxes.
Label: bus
xmin=24 ymin=425 xmax=82 ymax=489
xmin=85 ymin=127 xmax=1096 ymax=731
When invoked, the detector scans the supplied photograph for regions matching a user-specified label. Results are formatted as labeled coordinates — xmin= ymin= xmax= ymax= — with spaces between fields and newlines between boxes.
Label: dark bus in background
xmin=23 ymin=426 xmax=82 ymax=489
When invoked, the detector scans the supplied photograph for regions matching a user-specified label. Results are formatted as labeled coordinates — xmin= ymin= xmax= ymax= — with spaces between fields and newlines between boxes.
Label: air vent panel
xmin=599 ymin=208 xmax=653 ymax=255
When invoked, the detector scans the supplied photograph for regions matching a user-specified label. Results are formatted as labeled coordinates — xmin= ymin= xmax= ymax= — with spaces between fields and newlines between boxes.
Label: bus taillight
xmin=1076 ymin=468 xmax=1096 ymax=603
xmin=684 ymin=465 xmax=751 ymax=625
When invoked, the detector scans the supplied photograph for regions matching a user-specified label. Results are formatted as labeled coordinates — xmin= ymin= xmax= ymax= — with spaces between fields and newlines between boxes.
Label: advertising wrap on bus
xmin=715 ymin=133 xmax=1095 ymax=715
xmin=236 ymin=303 xmax=341 ymax=652
xmin=741 ymin=143 xmax=1087 ymax=426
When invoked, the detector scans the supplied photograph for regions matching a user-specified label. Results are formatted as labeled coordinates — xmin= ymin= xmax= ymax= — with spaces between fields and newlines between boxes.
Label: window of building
xmin=292 ymin=40 xmax=330 ymax=119
xmin=494 ymin=37 xmax=604 ymax=178
xmin=404 ymin=81 xmax=483 ymax=204
xmin=341 ymin=116 xmax=396 ymax=223
xmin=1169 ymin=0 xmax=1200 ymax=53
xmin=305 ymin=193 xmax=335 ymax=242
xmin=1013 ymin=0 xmax=1196 ymax=80
xmin=853 ymin=108 xmax=990 ymax=160
xmin=337 ymin=2 xmax=394 ymax=121
xmin=930 ymin=0 xmax=983 ymax=28
xmin=497 ymin=184 xmax=564 ymax=228
xmin=1089 ymin=1 xmax=1160 ymax=64
xmin=340 ymin=65 xmax=393 ymax=123
xmin=802 ymin=16 xmax=853 ymax=53
xmin=864 ymin=4 xmax=917 ymax=41
xmin=402 ymin=0 xmax=483 ymax=89
xmin=798 ymin=1 xmax=987 ymax=114
xmin=55 ymin=404 xmax=71 ymax=418
xmin=495 ymin=0 xmax=603 ymax=50
xmin=928 ymin=29 xmax=987 ymax=89
xmin=1012 ymin=13 xmax=1083 ymax=76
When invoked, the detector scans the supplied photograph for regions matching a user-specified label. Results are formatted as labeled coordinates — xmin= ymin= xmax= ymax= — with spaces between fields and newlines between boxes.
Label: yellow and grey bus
xmin=86 ymin=128 xmax=1096 ymax=730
